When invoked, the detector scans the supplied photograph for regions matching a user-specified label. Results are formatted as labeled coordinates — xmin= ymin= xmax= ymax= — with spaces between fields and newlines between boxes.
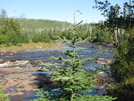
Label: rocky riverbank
xmin=0 ymin=42 xmax=115 ymax=101
xmin=0 ymin=57 xmax=114 ymax=100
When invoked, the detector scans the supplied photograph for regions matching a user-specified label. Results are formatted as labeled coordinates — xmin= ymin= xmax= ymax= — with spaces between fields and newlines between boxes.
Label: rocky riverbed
xmin=0 ymin=43 xmax=115 ymax=101
xmin=0 ymin=67 xmax=56 ymax=101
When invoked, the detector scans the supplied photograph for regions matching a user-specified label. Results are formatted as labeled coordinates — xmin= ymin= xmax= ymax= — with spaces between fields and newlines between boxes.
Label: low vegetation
xmin=0 ymin=42 xmax=68 ymax=52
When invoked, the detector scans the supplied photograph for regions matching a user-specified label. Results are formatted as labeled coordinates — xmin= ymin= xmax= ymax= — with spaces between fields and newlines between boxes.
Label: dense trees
xmin=0 ymin=9 xmax=29 ymax=46
xmin=0 ymin=3 xmax=133 ymax=46
xmin=94 ymin=0 xmax=134 ymax=100
xmin=0 ymin=8 xmax=123 ymax=46
xmin=0 ymin=10 xmax=74 ymax=45
xmin=94 ymin=0 xmax=134 ymax=43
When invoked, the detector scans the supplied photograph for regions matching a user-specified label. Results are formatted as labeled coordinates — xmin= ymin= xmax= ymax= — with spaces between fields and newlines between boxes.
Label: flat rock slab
xmin=0 ymin=68 xmax=56 ymax=96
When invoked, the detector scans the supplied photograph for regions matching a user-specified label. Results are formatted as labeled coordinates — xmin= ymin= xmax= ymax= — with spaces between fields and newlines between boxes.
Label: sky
xmin=0 ymin=0 xmax=130 ymax=23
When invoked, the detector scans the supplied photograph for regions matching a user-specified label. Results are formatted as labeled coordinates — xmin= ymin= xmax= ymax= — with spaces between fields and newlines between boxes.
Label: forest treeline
xmin=0 ymin=10 xmax=73 ymax=45
xmin=1 ymin=8 xmax=132 ymax=46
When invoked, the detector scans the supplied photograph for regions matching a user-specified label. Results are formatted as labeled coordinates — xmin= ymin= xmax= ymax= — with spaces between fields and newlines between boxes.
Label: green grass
xmin=0 ymin=42 xmax=68 ymax=52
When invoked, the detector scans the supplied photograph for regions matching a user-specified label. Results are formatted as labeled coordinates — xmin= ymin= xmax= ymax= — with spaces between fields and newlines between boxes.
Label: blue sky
xmin=0 ymin=0 xmax=129 ymax=23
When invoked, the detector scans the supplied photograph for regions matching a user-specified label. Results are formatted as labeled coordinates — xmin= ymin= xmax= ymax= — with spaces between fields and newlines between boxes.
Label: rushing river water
xmin=1 ymin=43 xmax=114 ymax=68
xmin=0 ymin=43 xmax=115 ymax=101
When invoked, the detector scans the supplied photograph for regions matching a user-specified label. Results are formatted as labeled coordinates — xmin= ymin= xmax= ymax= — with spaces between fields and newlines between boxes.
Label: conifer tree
xmin=32 ymin=19 xmax=116 ymax=101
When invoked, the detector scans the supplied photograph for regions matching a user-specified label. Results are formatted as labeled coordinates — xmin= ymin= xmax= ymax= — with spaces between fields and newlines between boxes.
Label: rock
xmin=97 ymin=58 xmax=105 ymax=61
xmin=97 ymin=71 xmax=105 ymax=75
xmin=0 ymin=59 xmax=6 ymax=64
xmin=9 ymin=53 xmax=14 ymax=55
xmin=96 ymin=59 xmax=113 ymax=65
xmin=26 ymin=63 xmax=33 ymax=68
xmin=0 ymin=67 xmax=56 ymax=98
xmin=99 ymin=83 xmax=112 ymax=89
xmin=0 ymin=74 xmax=4 ymax=78
xmin=0 ymin=53 xmax=4 ymax=55
xmin=97 ymin=76 xmax=113 ymax=84
xmin=16 ymin=92 xmax=24 ymax=95
xmin=105 ymin=59 xmax=112 ymax=64
xmin=7 ymin=92 xmax=24 ymax=96
xmin=96 ymin=61 xmax=106 ymax=65
xmin=107 ymin=43 xmax=114 ymax=46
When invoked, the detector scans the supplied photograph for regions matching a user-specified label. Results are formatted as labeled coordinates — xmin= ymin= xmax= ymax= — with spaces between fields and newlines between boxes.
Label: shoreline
xmin=0 ymin=42 xmax=69 ymax=53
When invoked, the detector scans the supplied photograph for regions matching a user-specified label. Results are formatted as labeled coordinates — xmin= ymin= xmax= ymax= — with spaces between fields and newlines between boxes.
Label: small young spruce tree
xmin=32 ymin=20 xmax=116 ymax=101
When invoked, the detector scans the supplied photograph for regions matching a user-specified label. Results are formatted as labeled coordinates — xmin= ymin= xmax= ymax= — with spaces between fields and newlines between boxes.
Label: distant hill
xmin=17 ymin=18 xmax=72 ymax=31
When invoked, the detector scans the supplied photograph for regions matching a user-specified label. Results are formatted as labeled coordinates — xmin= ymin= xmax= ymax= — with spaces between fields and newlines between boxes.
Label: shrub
xmin=0 ymin=35 xmax=5 ymax=44
xmin=4 ymin=30 xmax=19 ymax=46
xmin=32 ymin=33 xmax=50 ymax=43
xmin=111 ymin=29 xmax=134 ymax=82
xmin=0 ymin=86 xmax=10 ymax=101
xmin=109 ymin=28 xmax=134 ymax=101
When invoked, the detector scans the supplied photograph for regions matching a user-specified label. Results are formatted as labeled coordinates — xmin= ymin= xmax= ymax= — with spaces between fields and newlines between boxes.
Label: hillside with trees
xmin=0 ymin=8 xmax=126 ymax=46
xmin=18 ymin=18 xmax=71 ymax=31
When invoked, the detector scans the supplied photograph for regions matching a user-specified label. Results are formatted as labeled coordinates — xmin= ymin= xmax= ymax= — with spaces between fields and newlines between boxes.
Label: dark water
xmin=1 ymin=43 xmax=114 ymax=67
xmin=1 ymin=43 xmax=115 ymax=101
xmin=26 ymin=71 xmax=52 ymax=74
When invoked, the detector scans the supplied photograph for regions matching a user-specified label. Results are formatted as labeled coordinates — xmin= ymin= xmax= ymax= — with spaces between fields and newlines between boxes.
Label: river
xmin=0 ymin=43 xmax=115 ymax=101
